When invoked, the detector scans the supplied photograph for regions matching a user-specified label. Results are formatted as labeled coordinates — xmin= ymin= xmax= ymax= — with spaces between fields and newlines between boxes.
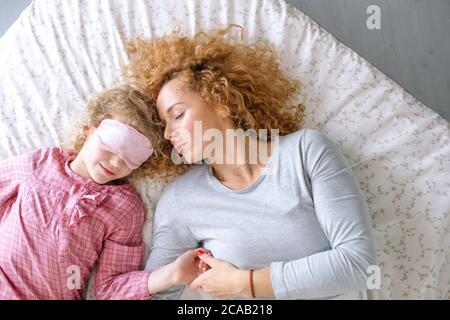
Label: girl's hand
xmin=189 ymin=253 xmax=250 ymax=299
xmin=171 ymin=248 xmax=212 ymax=285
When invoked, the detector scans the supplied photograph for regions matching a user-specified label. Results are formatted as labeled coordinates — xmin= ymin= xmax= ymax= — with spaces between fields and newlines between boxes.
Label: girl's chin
xmin=91 ymin=175 xmax=109 ymax=184
xmin=90 ymin=168 xmax=114 ymax=184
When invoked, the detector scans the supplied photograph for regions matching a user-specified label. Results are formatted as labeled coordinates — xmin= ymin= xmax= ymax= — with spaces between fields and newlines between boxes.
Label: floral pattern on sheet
xmin=0 ymin=0 xmax=448 ymax=299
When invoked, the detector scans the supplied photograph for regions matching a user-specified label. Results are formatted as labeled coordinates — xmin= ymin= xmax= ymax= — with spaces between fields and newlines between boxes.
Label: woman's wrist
xmin=235 ymin=269 xmax=252 ymax=297
xmin=234 ymin=268 xmax=275 ymax=298
xmin=253 ymin=268 xmax=275 ymax=298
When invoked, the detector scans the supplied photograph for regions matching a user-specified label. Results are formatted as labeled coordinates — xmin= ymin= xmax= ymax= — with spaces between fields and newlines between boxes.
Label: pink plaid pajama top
xmin=0 ymin=147 xmax=151 ymax=299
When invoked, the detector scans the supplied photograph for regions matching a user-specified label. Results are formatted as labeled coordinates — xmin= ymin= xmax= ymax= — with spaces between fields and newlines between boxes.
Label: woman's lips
xmin=99 ymin=163 xmax=116 ymax=176
xmin=174 ymin=142 xmax=187 ymax=153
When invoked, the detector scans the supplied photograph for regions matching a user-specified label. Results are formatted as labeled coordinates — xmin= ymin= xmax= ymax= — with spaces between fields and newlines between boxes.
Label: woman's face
xmin=156 ymin=77 xmax=233 ymax=164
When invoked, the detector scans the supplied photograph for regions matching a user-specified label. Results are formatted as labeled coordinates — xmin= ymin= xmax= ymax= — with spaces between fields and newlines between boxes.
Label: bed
xmin=0 ymin=0 xmax=448 ymax=299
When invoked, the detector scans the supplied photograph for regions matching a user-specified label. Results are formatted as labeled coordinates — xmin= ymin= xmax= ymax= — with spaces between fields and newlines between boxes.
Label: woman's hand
xmin=189 ymin=253 xmax=251 ymax=299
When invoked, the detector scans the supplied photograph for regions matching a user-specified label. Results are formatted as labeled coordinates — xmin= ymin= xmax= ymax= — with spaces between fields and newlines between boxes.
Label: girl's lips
xmin=99 ymin=163 xmax=116 ymax=176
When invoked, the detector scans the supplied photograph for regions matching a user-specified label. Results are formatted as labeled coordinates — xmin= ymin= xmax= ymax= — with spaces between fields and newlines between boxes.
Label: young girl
xmin=0 ymin=86 xmax=206 ymax=300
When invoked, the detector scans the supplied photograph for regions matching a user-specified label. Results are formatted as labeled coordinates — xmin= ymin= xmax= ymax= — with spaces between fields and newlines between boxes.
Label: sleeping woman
xmin=124 ymin=25 xmax=378 ymax=300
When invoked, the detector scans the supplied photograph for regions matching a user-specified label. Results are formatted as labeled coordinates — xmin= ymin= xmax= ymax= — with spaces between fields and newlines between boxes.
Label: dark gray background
xmin=1 ymin=0 xmax=449 ymax=121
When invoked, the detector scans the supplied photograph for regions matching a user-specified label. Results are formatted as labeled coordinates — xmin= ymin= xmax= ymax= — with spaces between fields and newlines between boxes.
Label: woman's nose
xmin=164 ymin=124 xmax=172 ymax=140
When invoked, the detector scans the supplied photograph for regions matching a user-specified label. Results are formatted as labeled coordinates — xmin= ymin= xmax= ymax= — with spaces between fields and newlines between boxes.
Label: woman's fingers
xmin=196 ymin=248 xmax=213 ymax=257
xmin=197 ymin=253 xmax=219 ymax=268
xmin=189 ymin=271 xmax=209 ymax=290
xmin=201 ymin=262 xmax=209 ymax=273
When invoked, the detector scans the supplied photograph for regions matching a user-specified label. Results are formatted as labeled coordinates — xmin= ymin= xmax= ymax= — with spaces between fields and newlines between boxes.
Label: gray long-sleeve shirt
xmin=145 ymin=128 xmax=378 ymax=299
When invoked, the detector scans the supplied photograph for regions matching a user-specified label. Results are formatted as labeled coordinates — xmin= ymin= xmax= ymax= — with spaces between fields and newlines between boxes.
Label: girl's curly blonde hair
xmin=124 ymin=25 xmax=305 ymax=177
xmin=65 ymin=85 xmax=171 ymax=182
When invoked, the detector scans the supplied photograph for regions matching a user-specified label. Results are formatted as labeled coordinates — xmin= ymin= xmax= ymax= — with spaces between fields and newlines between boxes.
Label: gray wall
xmin=1 ymin=0 xmax=449 ymax=121
xmin=0 ymin=0 xmax=30 ymax=37
xmin=286 ymin=0 xmax=450 ymax=122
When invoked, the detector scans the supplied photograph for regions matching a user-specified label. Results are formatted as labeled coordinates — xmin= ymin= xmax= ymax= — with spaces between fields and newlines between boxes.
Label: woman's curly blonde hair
xmin=123 ymin=25 xmax=305 ymax=177
xmin=65 ymin=85 xmax=171 ymax=182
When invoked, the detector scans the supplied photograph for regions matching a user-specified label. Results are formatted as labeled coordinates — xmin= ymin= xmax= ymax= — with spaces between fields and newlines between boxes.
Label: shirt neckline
xmin=206 ymin=138 xmax=279 ymax=194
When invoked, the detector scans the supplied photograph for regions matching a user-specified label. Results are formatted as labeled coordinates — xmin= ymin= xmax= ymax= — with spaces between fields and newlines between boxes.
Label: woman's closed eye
xmin=174 ymin=112 xmax=185 ymax=120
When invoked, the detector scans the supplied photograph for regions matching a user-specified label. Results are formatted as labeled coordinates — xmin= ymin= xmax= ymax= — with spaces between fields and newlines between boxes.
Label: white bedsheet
xmin=0 ymin=0 xmax=448 ymax=299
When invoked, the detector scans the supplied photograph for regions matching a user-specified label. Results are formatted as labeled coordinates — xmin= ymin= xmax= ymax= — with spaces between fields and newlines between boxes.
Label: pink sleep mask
xmin=93 ymin=119 xmax=154 ymax=170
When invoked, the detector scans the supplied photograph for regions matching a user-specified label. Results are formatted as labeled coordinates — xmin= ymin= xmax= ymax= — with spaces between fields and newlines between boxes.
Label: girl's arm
xmin=94 ymin=198 xmax=203 ymax=300
xmin=0 ymin=151 xmax=35 ymax=220
xmin=94 ymin=230 xmax=152 ymax=299
xmin=94 ymin=199 xmax=153 ymax=300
